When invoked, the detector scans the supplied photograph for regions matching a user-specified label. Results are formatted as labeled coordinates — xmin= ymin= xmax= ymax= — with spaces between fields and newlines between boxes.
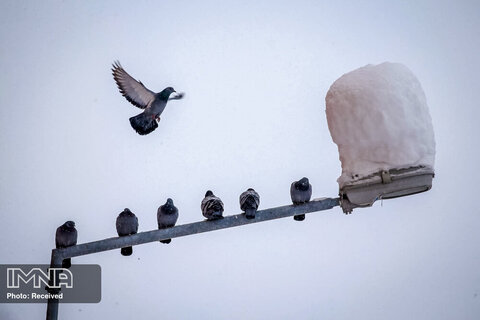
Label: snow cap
xmin=326 ymin=62 xmax=435 ymax=188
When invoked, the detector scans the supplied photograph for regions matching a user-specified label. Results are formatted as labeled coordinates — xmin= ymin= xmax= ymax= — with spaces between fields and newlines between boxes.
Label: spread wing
xmin=112 ymin=61 xmax=155 ymax=109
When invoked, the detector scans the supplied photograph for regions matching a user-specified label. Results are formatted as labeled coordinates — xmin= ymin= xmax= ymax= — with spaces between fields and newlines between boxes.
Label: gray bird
xmin=55 ymin=221 xmax=77 ymax=268
xmin=290 ymin=177 xmax=312 ymax=221
xmin=157 ymin=198 xmax=179 ymax=244
xmin=116 ymin=208 xmax=139 ymax=256
xmin=239 ymin=188 xmax=260 ymax=219
xmin=201 ymin=190 xmax=224 ymax=220
xmin=112 ymin=61 xmax=184 ymax=135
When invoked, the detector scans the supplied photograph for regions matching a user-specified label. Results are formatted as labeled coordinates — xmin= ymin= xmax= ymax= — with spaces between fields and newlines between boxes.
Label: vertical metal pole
xmin=46 ymin=250 xmax=62 ymax=320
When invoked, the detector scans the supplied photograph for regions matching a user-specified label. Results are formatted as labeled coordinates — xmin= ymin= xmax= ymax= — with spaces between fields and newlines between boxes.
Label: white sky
xmin=1 ymin=1 xmax=479 ymax=319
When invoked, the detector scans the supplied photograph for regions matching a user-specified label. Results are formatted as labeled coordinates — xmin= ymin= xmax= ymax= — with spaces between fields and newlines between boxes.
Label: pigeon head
xmin=64 ymin=221 xmax=75 ymax=229
xmin=122 ymin=208 xmax=135 ymax=216
xmin=247 ymin=188 xmax=255 ymax=192
xmin=162 ymin=198 xmax=177 ymax=214
xmin=295 ymin=177 xmax=310 ymax=191
xmin=159 ymin=87 xmax=176 ymax=100
xmin=205 ymin=190 xmax=214 ymax=197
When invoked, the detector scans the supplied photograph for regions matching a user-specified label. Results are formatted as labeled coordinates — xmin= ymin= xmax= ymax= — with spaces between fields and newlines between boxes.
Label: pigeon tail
xmin=160 ymin=239 xmax=172 ymax=244
xmin=121 ymin=246 xmax=133 ymax=256
xmin=129 ymin=112 xmax=158 ymax=135
xmin=293 ymin=214 xmax=305 ymax=221
xmin=245 ymin=208 xmax=256 ymax=220
xmin=62 ymin=258 xmax=71 ymax=269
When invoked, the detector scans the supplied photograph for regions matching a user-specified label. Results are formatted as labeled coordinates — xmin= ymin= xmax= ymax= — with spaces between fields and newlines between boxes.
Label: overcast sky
xmin=1 ymin=1 xmax=479 ymax=319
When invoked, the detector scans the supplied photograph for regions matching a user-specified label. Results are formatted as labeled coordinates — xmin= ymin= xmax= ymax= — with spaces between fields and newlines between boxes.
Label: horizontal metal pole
xmin=53 ymin=197 xmax=339 ymax=260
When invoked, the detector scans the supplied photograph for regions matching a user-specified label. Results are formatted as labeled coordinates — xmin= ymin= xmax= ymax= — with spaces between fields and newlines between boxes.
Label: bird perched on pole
xmin=112 ymin=61 xmax=184 ymax=135
xmin=290 ymin=177 xmax=312 ymax=221
xmin=55 ymin=221 xmax=78 ymax=268
xmin=157 ymin=198 xmax=179 ymax=244
xmin=201 ymin=190 xmax=224 ymax=220
xmin=116 ymin=208 xmax=139 ymax=256
xmin=239 ymin=188 xmax=260 ymax=219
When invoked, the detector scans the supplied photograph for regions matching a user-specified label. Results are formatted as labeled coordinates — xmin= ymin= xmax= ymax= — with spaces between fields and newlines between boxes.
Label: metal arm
xmin=46 ymin=197 xmax=339 ymax=320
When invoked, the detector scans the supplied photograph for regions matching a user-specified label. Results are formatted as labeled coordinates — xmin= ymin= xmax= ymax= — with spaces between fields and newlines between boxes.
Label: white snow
xmin=326 ymin=62 xmax=436 ymax=188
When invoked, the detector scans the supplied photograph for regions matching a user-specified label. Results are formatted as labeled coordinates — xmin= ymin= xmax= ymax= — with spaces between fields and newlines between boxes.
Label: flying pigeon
xmin=201 ymin=190 xmax=224 ymax=220
xmin=116 ymin=208 xmax=139 ymax=256
xmin=157 ymin=198 xmax=179 ymax=244
xmin=112 ymin=61 xmax=184 ymax=135
xmin=239 ymin=188 xmax=260 ymax=219
xmin=55 ymin=221 xmax=78 ymax=268
xmin=290 ymin=177 xmax=312 ymax=221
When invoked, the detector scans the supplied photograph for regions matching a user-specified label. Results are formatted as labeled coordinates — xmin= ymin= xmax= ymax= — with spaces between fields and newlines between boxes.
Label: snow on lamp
xmin=326 ymin=62 xmax=435 ymax=213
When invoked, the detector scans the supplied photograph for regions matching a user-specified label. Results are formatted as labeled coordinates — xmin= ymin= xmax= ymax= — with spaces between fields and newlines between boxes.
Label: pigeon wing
xmin=240 ymin=191 xmax=260 ymax=210
xmin=201 ymin=197 xmax=211 ymax=213
xmin=112 ymin=61 xmax=155 ymax=109
xmin=202 ymin=196 xmax=224 ymax=213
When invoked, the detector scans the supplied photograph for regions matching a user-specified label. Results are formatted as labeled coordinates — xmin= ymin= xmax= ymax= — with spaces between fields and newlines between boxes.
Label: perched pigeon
xmin=112 ymin=61 xmax=184 ymax=135
xmin=157 ymin=198 xmax=179 ymax=244
xmin=239 ymin=188 xmax=260 ymax=219
xmin=290 ymin=177 xmax=312 ymax=221
xmin=201 ymin=190 xmax=224 ymax=220
xmin=55 ymin=221 xmax=78 ymax=268
xmin=116 ymin=208 xmax=139 ymax=256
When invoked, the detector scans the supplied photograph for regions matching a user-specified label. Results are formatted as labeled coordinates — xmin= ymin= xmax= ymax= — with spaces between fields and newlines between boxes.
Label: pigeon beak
xmin=168 ymin=91 xmax=185 ymax=100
